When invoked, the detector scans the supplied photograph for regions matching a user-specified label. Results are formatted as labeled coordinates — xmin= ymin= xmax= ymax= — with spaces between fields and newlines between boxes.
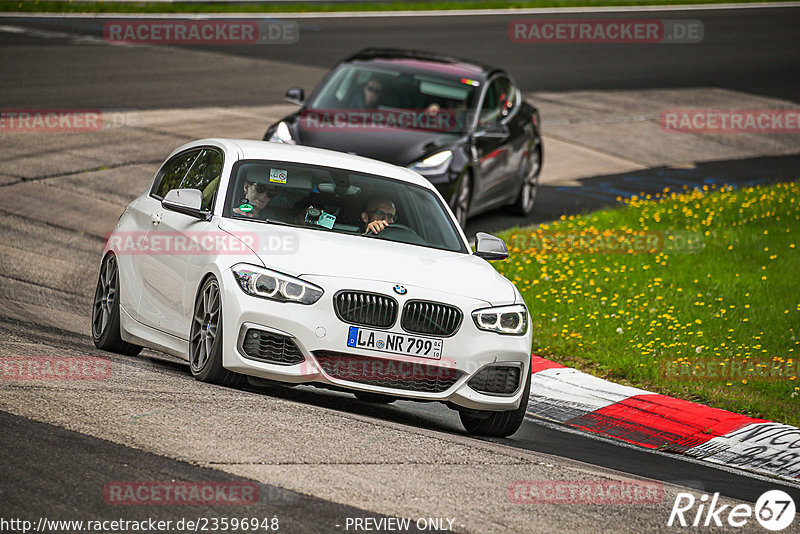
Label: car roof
xmin=344 ymin=48 xmax=497 ymax=81
xmin=173 ymin=138 xmax=433 ymax=189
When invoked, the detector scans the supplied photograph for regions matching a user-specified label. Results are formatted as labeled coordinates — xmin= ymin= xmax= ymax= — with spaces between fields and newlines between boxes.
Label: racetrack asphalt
xmin=1 ymin=5 xmax=799 ymax=106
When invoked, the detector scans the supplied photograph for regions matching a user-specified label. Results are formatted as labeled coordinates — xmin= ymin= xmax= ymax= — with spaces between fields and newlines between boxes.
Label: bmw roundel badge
xmin=393 ymin=285 xmax=407 ymax=295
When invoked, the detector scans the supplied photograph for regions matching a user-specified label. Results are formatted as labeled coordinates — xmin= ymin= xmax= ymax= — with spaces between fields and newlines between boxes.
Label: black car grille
xmin=401 ymin=300 xmax=462 ymax=337
xmin=241 ymin=329 xmax=304 ymax=365
xmin=313 ymin=351 xmax=463 ymax=393
xmin=334 ymin=291 xmax=397 ymax=328
xmin=468 ymin=365 xmax=522 ymax=396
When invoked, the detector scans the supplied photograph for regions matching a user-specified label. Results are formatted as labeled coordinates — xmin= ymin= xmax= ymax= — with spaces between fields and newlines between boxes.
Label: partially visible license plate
xmin=346 ymin=326 xmax=442 ymax=359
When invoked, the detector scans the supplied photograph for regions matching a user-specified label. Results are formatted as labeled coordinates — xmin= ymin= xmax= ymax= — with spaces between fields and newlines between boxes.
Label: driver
xmin=361 ymin=197 xmax=396 ymax=235
xmin=232 ymin=177 xmax=274 ymax=218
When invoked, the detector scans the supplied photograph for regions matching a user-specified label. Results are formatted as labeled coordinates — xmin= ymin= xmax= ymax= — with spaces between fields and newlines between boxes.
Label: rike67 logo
xmin=668 ymin=490 xmax=796 ymax=531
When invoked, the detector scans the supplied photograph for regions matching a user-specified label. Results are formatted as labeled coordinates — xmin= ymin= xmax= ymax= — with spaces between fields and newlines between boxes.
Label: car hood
xmin=291 ymin=116 xmax=460 ymax=167
xmin=218 ymin=219 xmax=516 ymax=306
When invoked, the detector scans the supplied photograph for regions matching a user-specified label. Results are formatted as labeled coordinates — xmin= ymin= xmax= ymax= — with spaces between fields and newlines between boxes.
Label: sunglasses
xmin=365 ymin=85 xmax=382 ymax=94
xmin=246 ymin=182 xmax=270 ymax=194
xmin=366 ymin=210 xmax=395 ymax=223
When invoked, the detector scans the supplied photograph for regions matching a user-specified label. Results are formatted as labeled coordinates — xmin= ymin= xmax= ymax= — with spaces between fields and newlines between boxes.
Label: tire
xmin=354 ymin=392 xmax=397 ymax=404
xmin=511 ymin=142 xmax=542 ymax=216
xmin=92 ymin=254 xmax=142 ymax=356
xmin=189 ymin=277 xmax=243 ymax=387
xmin=459 ymin=369 xmax=531 ymax=437
xmin=453 ymin=172 xmax=472 ymax=229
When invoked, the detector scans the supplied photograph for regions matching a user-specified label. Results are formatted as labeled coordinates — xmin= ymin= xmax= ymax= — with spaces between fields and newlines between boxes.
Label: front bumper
xmin=220 ymin=270 xmax=532 ymax=412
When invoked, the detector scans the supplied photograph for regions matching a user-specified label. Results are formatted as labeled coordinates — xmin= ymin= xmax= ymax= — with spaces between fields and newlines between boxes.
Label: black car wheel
xmin=91 ymin=254 xmax=142 ymax=356
xmin=459 ymin=369 xmax=531 ymax=437
xmin=189 ymin=277 xmax=243 ymax=387
xmin=453 ymin=172 xmax=472 ymax=229
xmin=511 ymin=143 xmax=541 ymax=216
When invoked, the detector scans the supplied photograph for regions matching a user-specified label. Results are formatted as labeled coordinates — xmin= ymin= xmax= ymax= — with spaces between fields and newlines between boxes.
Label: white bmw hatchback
xmin=93 ymin=138 xmax=532 ymax=436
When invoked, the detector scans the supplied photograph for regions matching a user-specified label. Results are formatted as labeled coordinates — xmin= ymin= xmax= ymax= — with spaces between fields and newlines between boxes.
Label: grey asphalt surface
xmin=2 ymin=313 xmax=798 ymax=531
xmin=0 ymin=410 xmax=432 ymax=533
xmin=1 ymin=5 xmax=800 ymax=532
xmin=1 ymin=6 xmax=799 ymax=108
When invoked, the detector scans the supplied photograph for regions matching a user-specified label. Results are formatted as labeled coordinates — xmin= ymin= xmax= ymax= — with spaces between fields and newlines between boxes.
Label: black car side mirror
xmin=285 ymin=87 xmax=305 ymax=106
xmin=473 ymin=122 xmax=510 ymax=140
xmin=474 ymin=232 xmax=509 ymax=261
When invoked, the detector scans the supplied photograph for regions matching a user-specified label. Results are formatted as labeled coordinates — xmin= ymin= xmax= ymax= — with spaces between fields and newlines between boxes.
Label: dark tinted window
xmin=154 ymin=150 xmax=199 ymax=199
xmin=308 ymin=64 xmax=478 ymax=135
xmin=224 ymin=160 xmax=467 ymax=253
xmin=181 ymin=149 xmax=224 ymax=211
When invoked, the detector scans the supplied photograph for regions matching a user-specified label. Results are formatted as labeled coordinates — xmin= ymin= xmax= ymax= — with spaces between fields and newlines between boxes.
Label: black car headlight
xmin=408 ymin=150 xmax=453 ymax=175
xmin=472 ymin=304 xmax=528 ymax=335
xmin=232 ymin=264 xmax=322 ymax=305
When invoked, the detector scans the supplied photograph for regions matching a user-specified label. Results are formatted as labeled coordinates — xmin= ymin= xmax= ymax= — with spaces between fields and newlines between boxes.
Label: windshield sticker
xmin=269 ymin=168 xmax=288 ymax=184
xmin=238 ymin=203 xmax=254 ymax=213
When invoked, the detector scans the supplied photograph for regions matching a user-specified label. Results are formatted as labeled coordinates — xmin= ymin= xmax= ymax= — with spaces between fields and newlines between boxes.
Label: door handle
xmin=151 ymin=212 xmax=162 ymax=226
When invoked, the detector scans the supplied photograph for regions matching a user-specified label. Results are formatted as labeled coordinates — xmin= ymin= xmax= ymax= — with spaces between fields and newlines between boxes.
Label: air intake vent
xmin=334 ymin=291 xmax=397 ymax=328
xmin=314 ymin=351 xmax=463 ymax=393
xmin=401 ymin=300 xmax=462 ymax=337
xmin=468 ymin=364 xmax=522 ymax=396
xmin=241 ymin=329 xmax=304 ymax=365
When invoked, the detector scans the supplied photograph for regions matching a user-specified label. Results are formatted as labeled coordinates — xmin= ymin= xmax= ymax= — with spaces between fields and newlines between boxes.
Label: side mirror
xmin=285 ymin=87 xmax=305 ymax=106
xmin=474 ymin=232 xmax=509 ymax=261
xmin=473 ymin=122 xmax=510 ymax=140
xmin=162 ymin=189 xmax=210 ymax=220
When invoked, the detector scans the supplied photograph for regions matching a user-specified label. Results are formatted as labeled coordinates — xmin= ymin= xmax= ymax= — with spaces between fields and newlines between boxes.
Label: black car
xmin=264 ymin=49 xmax=542 ymax=228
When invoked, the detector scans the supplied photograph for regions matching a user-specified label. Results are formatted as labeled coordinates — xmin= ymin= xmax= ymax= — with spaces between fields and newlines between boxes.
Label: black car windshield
xmin=306 ymin=64 xmax=478 ymax=135
xmin=224 ymin=160 xmax=468 ymax=253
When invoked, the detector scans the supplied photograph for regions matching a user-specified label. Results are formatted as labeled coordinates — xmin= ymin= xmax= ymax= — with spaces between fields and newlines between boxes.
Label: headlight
xmin=232 ymin=264 xmax=322 ymax=305
xmin=472 ymin=304 xmax=528 ymax=335
xmin=268 ymin=121 xmax=295 ymax=144
xmin=408 ymin=150 xmax=453 ymax=175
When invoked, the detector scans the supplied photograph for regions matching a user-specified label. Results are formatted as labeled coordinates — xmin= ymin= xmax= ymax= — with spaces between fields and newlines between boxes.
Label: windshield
xmin=223 ymin=160 xmax=467 ymax=253
xmin=306 ymin=64 xmax=478 ymax=135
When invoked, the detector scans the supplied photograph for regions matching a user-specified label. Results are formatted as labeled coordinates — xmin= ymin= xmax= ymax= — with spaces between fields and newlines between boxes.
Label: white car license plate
xmin=347 ymin=326 xmax=442 ymax=359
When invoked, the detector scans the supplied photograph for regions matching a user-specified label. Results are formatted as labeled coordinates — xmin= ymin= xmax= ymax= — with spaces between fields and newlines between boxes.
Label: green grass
xmin=1 ymin=0 xmax=794 ymax=14
xmin=494 ymin=181 xmax=800 ymax=427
